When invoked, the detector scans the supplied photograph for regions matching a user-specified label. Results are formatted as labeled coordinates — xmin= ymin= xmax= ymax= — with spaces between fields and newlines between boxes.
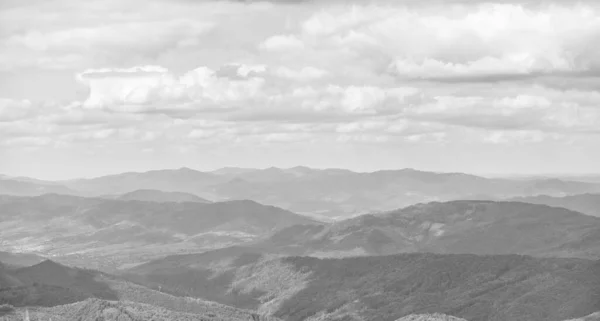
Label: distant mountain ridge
xmin=4 ymin=167 xmax=600 ymax=219
xmin=0 ymin=178 xmax=77 ymax=197
xmin=113 ymin=189 xmax=211 ymax=203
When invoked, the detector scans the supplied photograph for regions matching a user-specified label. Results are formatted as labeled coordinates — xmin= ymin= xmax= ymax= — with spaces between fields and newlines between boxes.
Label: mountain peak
xmin=33 ymin=259 xmax=66 ymax=269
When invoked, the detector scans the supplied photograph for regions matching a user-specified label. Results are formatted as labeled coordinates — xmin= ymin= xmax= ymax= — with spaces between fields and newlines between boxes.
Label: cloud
xmin=0 ymin=99 xmax=32 ymax=122
xmin=76 ymin=65 xmax=266 ymax=111
xmin=3 ymin=0 xmax=600 ymax=169
xmin=2 ymin=19 xmax=214 ymax=70
xmin=481 ymin=130 xmax=564 ymax=144
xmin=262 ymin=3 xmax=600 ymax=83
xmin=402 ymin=89 xmax=600 ymax=135
xmin=260 ymin=35 xmax=306 ymax=51
xmin=273 ymin=66 xmax=328 ymax=80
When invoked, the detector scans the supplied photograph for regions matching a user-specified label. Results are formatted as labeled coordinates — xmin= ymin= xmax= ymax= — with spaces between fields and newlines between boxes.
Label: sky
xmin=1 ymin=0 xmax=600 ymax=180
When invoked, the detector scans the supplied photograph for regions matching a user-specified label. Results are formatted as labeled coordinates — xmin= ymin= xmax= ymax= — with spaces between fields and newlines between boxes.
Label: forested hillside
xmin=125 ymin=252 xmax=600 ymax=321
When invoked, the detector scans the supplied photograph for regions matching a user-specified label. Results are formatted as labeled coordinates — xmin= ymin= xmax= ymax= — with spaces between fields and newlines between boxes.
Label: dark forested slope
xmin=125 ymin=251 xmax=600 ymax=321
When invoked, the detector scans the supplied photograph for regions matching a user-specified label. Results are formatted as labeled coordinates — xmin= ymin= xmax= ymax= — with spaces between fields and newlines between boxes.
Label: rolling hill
xmin=256 ymin=201 xmax=600 ymax=260
xmin=0 ymin=195 xmax=318 ymax=271
xmin=123 ymin=252 xmax=600 ymax=321
xmin=509 ymin=194 xmax=600 ymax=217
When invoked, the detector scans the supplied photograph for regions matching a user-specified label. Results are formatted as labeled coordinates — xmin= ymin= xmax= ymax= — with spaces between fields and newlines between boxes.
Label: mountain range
xmin=3 ymin=167 xmax=600 ymax=320
xmin=3 ymin=167 xmax=600 ymax=219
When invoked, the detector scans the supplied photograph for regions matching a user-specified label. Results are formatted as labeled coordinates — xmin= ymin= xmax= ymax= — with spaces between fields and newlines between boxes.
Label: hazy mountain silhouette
xmin=0 ymin=178 xmax=76 ymax=197
xmin=6 ymin=167 xmax=600 ymax=219
xmin=114 ymin=189 xmax=212 ymax=203
xmin=62 ymin=167 xmax=228 ymax=198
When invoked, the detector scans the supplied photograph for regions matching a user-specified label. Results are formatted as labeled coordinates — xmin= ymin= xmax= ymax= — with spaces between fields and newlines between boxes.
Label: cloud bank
xmin=1 ymin=0 xmax=600 ymax=178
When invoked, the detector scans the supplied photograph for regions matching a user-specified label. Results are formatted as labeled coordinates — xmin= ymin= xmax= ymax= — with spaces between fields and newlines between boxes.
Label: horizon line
xmin=3 ymin=165 xmax=600 ymax=182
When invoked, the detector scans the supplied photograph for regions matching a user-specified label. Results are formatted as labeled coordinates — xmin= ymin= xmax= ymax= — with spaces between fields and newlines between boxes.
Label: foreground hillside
xmin=125 ymin=252 xmax=600 ymax=321
xmin=257 ymin=200 xmax=600 ymax=260
xmin=1 ymin=298 xmax=263 ymax=321
xmin=0 ymin=259 xmax=273 ymax=320
xmin=0 ymin=195 xmax=318 ymax=271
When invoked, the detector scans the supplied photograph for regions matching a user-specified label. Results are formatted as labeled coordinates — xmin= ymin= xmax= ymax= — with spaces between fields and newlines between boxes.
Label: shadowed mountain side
xmin=0 ymin=259 xmax=278 ymax=320
xmin=123 ymin=252 xmax=600 ymax=321
xmin=255 ymin=201 xmax=600 ymax=260
xmin=13 ymin=260 xmax=115 ymax=296
xmin=508 ymin=193 xmax=600 ymax=217
xmin=0 ymin=260 xmax=118 ymax=307
xmin=0 ymin=195 xmax=319 ymax=271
